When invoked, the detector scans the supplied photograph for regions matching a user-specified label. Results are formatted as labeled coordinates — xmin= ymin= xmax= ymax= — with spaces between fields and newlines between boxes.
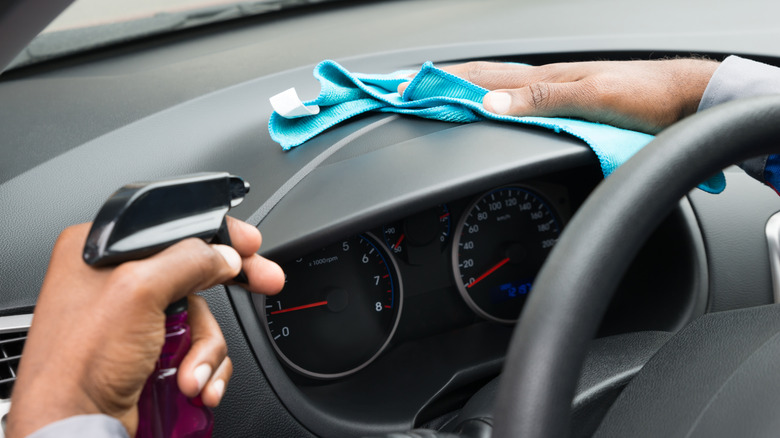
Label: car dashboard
xmin=3 ymin=0 xmax=780 ymax=437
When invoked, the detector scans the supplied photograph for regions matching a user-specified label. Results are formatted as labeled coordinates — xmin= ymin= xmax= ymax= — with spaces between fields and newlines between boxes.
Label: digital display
xmin=490 ymin=280 xmax=533 ymax=304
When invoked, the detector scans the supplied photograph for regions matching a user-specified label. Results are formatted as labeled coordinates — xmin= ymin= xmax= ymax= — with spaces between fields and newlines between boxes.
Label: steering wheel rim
xmin=491 ymin=95 xmax=780 ymax=438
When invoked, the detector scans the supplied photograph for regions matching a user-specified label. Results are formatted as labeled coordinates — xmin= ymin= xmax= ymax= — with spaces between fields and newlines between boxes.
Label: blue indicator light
xmin=490 ymin=280 xmax=533 ymax=304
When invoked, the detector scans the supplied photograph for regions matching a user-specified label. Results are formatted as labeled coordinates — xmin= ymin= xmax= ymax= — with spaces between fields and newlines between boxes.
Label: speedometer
xmin=261 ymin=234 xmax=402 ymax=379
xmin=452 ymin=186 xmax=561 ymax=323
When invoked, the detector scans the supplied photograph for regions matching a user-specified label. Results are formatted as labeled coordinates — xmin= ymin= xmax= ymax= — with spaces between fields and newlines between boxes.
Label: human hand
xmin=398 ymin=59 xmax=720 ymax=134
xmin=7 ymin=217 xmax=284 ymax=437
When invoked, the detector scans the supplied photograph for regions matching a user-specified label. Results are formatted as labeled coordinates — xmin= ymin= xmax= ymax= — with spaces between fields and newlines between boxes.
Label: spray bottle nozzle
xmin=83 ymin=172 xmax=250 ymax=268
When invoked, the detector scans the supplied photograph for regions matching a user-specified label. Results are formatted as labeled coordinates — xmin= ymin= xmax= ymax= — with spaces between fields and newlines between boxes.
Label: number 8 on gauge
xmin=261 ymin=233 xmax=402 ymax=379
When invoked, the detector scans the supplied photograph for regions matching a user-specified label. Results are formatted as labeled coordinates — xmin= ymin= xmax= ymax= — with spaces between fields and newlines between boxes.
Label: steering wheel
xmin=491 ymin=95 xmax=780 ymax=437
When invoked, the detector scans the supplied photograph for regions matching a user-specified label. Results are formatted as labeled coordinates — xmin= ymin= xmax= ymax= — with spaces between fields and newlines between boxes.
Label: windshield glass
xmin=42 ymin=0 xmax=245 ymax=33
xmin=9 ymin=0 xmax=333 ymax=71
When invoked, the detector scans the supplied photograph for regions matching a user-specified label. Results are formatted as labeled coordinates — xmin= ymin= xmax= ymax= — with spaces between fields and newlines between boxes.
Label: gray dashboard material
xmin=256 ymin=121 xmax=595 ymax=256
xmin=688 ymin=170 xmax=780 ymax=312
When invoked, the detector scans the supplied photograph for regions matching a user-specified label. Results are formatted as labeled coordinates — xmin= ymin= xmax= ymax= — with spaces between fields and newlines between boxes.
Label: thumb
xmin=482 ymin=82 xmax=592 ymax=117
xmin=110 ymin=239 xmax=243 ymax=311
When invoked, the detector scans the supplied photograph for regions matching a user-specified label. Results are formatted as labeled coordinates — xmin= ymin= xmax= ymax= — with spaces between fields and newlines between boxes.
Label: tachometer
xmin=261 ymin=233 xmax=402 ymax=379
xmin=452 ymin=186 xmax=561 ymax=323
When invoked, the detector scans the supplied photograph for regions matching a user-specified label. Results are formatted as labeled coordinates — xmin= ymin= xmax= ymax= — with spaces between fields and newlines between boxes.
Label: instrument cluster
xmin=255 ymin=181 xmax=570 ymax=379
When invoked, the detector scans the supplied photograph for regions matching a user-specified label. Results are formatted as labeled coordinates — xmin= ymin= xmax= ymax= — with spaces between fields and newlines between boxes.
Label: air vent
xmin=0 ymin=315 xmax=33 ymax=438
xmin=0 ymin=331 xmax=26 ymax=400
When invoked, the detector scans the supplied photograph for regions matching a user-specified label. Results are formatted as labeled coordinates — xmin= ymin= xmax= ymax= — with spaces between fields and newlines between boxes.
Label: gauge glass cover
xmin=452 ymin=186 xmax=561 ymax=323
xmin=262 ymin=233 xmax=402 ymax=379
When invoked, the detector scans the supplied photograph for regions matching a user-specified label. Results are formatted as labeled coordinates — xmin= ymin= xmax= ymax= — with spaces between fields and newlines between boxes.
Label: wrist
xmin=7 ymin=375 xmax=103 ymax=437
xmin=672 ymin=58 xmax=720 ymax=119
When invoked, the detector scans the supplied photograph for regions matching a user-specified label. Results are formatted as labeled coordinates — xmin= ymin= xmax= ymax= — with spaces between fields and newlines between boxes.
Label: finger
xmin=108 ymin=240 xmax=241 ymax=311
xmin=178 ymin=296 xmax=228 ymax=397
xmin=225 ymin=216 xmax=262 ymax=257
xmin=397 ymin=62 xmax=522 ymax=94
xmin=442 ymin=61 xmax=532 ymax=89
xmin=441 ymin=61 xmax=586 ymax=91
xmin=241 ymin=253 xmax=285 ymax=295
xmin=398 ymin=61 xmax=584 ymax=96
xmin=481 ymin=81 xmax=599 ymax=119
xmin=201 ymin=357 xmax=232 ymax=407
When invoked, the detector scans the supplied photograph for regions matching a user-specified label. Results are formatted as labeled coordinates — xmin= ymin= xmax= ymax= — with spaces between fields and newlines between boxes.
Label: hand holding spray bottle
xmin=83 ymin=173 xmax=251 ymax=438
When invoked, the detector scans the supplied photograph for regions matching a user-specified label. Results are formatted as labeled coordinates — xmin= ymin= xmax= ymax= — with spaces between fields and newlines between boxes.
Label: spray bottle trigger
xmin=212 ymin=217 xmax=249 ymax=284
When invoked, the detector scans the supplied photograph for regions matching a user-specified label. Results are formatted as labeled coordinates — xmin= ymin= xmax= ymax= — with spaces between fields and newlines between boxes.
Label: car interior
xmin=3 ymin=0 xmax=780 ymax=437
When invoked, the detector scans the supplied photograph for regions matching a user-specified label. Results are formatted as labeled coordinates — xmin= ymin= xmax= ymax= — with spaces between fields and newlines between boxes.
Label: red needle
xmin=393 ymin=234 xmax=405 ymax=249
xmin=271 ymin=301 xmax=328 ymax=315
xmin=467 ymin=257 xmax=510 ymax=289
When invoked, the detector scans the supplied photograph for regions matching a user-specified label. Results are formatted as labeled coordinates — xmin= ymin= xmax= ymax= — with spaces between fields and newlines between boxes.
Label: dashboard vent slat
xmin=0 ymin=337 xmax=25 ymax=347
xmin=0 ymin=331 xmax=27 ymax=400
xmin=0 ymin=357 xmax=21 ymax=366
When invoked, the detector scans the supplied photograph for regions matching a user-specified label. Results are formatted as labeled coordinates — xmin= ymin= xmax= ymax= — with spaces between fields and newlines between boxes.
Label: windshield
xmin=8 ymin=0 xmax=336 ymax=71
xmin=42 ymin=0 xmax=246 ymax=33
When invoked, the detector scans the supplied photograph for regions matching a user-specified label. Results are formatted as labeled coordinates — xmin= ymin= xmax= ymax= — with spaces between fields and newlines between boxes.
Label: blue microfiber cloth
xmin=268 ymin=60 xmax=725 ymax=194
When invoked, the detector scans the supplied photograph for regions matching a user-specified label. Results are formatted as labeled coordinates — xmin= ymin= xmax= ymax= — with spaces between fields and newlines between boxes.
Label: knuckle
xmin=180 ymin=239 xmax=224 ymax=281
xmin=110 ymin=262 xmax=148 ymax=293
xmin=193 ymin=310 xmax=228 ymax=357
xmin=179 ymin=237 xmax=212 ymax=255
xmin=53 ymin=224 xmax=89 ymax=255
xmin=203 ymin=334 xmax=228 ymax=360
xmin=222 ymin=356 xmax=234 ymax=379
xmin=586 ymin=77 xmax=625 ymax=111
xmin=190 ymin=294 xmax=208 ymax=308
xmin=534 ymin=63 xmax=567 ymax=81
xmin=465 ymin=61 xmax=490 ymax=83
xmin=210 ymin=323 xmax=228 ymax=357
xmin=579 ymin=78 xmax=603 ymax=102
xmin=533 ymin=64 xmax=555 ymax=78
xmin=217 ymin=341 xmax=228 ymax=360
xmin=58 ymin=225 xmax=80 ymax=242
xmin=107 ymin=262 xmax=160 ymax=305
xmin=528 ymin=82 xmax=552 ymax=109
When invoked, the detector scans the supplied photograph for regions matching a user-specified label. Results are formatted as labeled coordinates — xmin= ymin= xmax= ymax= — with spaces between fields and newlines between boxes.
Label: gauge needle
xmin=467 ymin=257 xmax=511 ymax=289
xmin=271 ymin=301 xmax=328 ymax=315
xmin=393 ymin=234 xmax=405 ymax=249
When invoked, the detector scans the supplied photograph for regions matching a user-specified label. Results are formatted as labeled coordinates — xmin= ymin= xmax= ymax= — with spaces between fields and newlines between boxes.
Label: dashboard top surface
xmin=4 ymin=0 xmax=780 ymax=183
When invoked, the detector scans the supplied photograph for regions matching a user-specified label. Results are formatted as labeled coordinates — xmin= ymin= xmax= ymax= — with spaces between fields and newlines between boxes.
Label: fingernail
xmin=212 ymin=379 xmax=226 ymax=400
xmin=212 ymin=245 xmax=241 ymax=272
xmin=193 ymin=364 xmax=212 ymax=393
xmin=484 ymin=92 xmax=511 ymax=114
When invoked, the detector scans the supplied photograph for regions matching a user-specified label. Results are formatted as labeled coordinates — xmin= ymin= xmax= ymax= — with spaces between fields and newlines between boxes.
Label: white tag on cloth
xmin=269 ymin=88 xmax=320 ymax=119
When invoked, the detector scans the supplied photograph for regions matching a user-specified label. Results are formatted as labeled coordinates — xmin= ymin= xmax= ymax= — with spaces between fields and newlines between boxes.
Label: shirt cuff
xmin=26 ymin=414 xmax=129 ymax=438
xmin=698 ymin=55 xmax=780 ymax=194
xmin=698 ymin=55 xmax=780 ymax=111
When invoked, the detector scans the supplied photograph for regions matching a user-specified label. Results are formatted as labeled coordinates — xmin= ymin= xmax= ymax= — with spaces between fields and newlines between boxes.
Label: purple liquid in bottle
xmin=137 ymin=298 xmax=213 ymax=438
